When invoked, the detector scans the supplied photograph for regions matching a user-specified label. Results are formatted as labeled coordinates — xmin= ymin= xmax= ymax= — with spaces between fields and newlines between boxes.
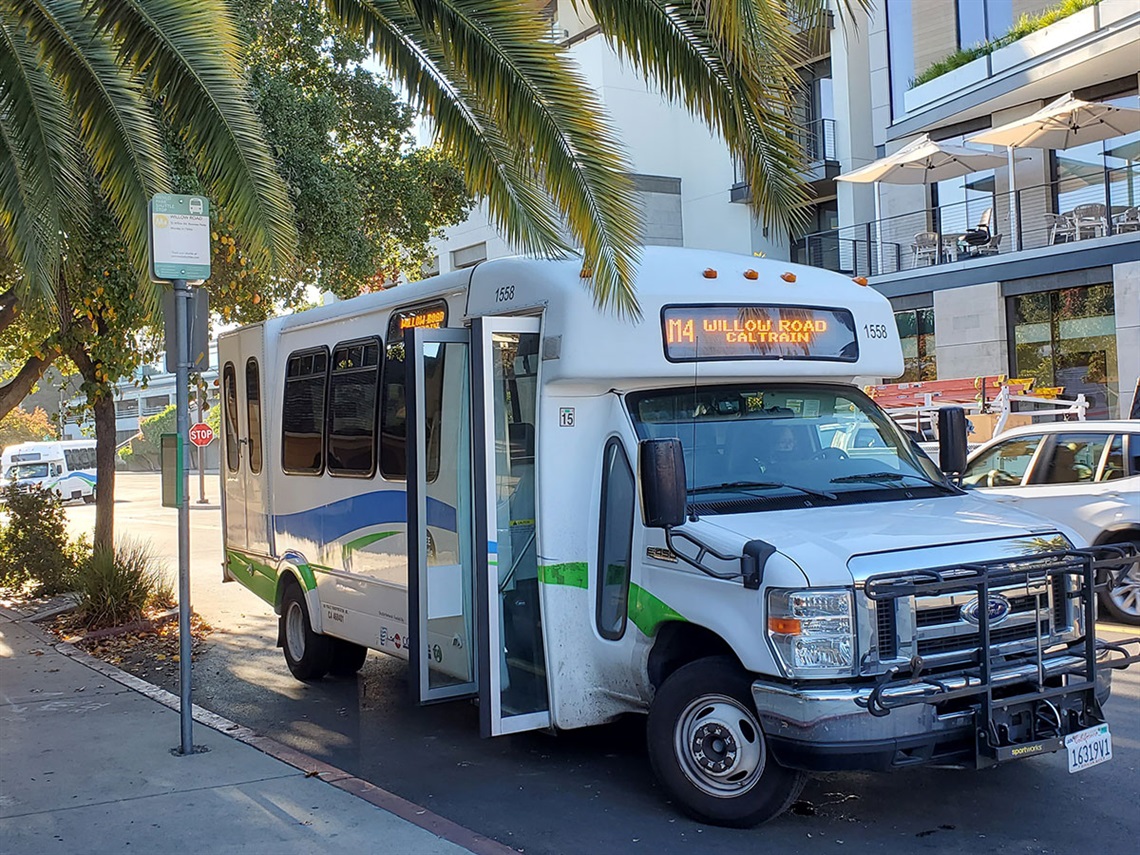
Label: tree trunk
xmin=68 ymin=344 xmax=115 ymax=553
xmin=0 ymin=349 xmax=57 ymax=421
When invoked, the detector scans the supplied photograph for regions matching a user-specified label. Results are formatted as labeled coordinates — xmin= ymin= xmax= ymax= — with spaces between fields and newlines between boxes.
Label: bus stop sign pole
xmin=174 ymin=278 xmax=194 ymax=756
xmin=150 ymin=192 xmax=211 ymax=757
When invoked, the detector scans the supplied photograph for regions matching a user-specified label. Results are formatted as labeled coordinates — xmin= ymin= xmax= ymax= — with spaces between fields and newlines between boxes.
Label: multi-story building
xmin=430 ymin=0 xmax=1139 ymax=416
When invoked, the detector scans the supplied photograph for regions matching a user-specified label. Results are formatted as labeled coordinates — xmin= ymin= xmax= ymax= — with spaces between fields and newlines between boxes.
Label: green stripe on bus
xmin=628 ymin=583 xmax=687 ymax=636
xmin=539 ymin=562 xmax=588 ymax=588
xmin=343 ymin=531 xmax=399 ymax=554
xmin=226 ymin=550 xmax=278 ymax=604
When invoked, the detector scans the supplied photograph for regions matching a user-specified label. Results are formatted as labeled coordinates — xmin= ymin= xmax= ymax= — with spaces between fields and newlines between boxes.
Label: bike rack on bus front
xmin=857 ymin=547 xmax=1140 ymax=766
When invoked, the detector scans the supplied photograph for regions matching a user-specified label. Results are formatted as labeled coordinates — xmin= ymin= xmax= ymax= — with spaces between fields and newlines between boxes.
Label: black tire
xmin=280 ymin=581 xmax=332 ymax=681
xmin=328 ymin=639 xmax=369 ymax=677
xmin=82 ymin=490 xmax=96 ymax=504
xmin=647 ymin=656 xmax=806 ymax=827
xmin=1098 ymin=540 xmax=1140 ymax=626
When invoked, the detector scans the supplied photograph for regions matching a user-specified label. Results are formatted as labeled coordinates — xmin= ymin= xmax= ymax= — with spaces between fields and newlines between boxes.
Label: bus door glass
xmin=472 ymin=317 xmax=550 ymax=736
xmin=407 ymin=327 xmax=478 ymax=703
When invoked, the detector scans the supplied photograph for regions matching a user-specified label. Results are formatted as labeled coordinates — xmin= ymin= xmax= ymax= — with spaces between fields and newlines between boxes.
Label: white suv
xmin=961 ymin=421 xmax=1140 ymax=625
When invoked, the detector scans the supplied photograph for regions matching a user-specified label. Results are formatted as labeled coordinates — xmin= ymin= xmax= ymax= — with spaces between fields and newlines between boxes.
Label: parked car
xmin=961 ymin=421 xmax=1140 ymax=625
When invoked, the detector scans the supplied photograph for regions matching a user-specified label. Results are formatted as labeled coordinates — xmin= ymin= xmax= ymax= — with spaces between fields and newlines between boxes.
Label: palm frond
xmin=584 ymin=0 xmax=811 ymax=233
xmin=16 ymin=0 xmax=168 ymax=304
xmin=330 ymin=0 xmax=643 ymax=317
xmin=87 ymin=0 xmax=297 ymax=273
xmin=0 ymin=9 xmax=89 ymax=308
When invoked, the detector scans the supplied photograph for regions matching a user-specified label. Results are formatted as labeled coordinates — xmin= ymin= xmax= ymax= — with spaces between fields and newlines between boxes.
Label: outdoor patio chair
xmin=1045 ymin=212 xmax=1075 ymax=244
xmin=1114 ymin=206 xmax=1140 ymax=234
xmin=911 ymin=231 xmax=940 ymax=266
xmin=974 ymin=233 xmax=1002 ymax=256
xmin=1072 ymin=203 xmax=1108 ymax=239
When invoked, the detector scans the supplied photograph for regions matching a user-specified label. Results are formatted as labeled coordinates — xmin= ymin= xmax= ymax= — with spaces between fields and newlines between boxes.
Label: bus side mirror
xmin=640 ymin=439 xmax=687 ymax=528
xmin=938 ymin=407 xmax=969 ymax=476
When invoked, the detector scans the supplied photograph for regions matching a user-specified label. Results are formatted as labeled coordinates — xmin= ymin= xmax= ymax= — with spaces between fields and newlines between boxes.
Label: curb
xmin=6 ymin=612 xmax=518 ymax=855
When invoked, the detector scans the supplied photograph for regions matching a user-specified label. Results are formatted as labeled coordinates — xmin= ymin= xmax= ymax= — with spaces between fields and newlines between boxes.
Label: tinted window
xmin=282 ymin=348 xmax=328 ymax=475
xmin=380 ymin=303 xmax=447 ymax=481
xmin=245 ymin=359 xmax=263 ymax=475
xmin=1036 ymin=434 xmax=1108 ymax=485
xmin=327 ymin=338 xmax=381 ymax=476
xmin=962 ymin=435 xmax=1042 ymax=488
xmin=223 ymin=362 xmax=240 ymax=472
xmin=1102 ymin=435 xmax=1125 ymax=481
xmin=596 ymin=439 xmax=635 ymax=640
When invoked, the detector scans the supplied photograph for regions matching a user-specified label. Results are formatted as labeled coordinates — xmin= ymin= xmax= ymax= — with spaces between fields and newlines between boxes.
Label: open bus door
xmin=406 ymin=318 xmax=551 ymax=736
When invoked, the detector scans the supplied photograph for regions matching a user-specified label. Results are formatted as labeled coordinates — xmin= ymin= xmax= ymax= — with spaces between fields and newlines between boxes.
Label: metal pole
xmin=174 ymin=279 xmax=193 ymax=755
xmin=1007 ymin=146 xmax=1019 ymax=251
xmin=196 ymin=380 xmax=208 ymax=504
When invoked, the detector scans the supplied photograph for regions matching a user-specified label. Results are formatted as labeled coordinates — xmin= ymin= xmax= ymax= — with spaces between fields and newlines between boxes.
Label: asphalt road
xmin=63 ymin=472 xmax=1140 ymax=855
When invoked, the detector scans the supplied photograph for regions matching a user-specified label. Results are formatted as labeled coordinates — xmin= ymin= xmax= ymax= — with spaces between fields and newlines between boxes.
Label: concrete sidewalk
xmin=0 ymin=609 xmax=507 ymax=855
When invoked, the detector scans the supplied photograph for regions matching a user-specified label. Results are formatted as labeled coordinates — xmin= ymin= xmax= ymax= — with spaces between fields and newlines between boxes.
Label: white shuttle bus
xmin=219 ymin=247 xmax=1137 ymax=826
xmin=1 ymin=439 xmax=97 ymax=503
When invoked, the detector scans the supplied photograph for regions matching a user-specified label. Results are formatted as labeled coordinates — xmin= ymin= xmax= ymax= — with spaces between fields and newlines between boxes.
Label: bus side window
xmin=596 ymin=438 xmax=635 ymax=641
xmin=380 ymin=339 xmax=444 ymax=482
xmin=282 ymin=348 xmax=329 ymax=475
xmin=327 ymin=338 xmax=381 ymax=477
xmin=223 ymin=362 xmax=240 ymax=472
xmin=245 ymin=358 xmax=264 ymax=475
xmin=65 ymin=449 xmax=77 ymax=471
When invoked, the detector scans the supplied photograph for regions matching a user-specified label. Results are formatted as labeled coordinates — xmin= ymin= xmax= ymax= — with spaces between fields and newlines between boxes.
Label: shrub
xmin=912 ymin=0 xmax=1099 ymax=88
xmin=77 ymin=538 xmax=174 ymax=629
xmin=0 ymin=485 xmax=88 ymax=595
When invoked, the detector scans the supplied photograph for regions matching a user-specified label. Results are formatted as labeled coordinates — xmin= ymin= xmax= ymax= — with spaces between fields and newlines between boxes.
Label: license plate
xmin=1065 ymin=724 xmax=1112 ymax=773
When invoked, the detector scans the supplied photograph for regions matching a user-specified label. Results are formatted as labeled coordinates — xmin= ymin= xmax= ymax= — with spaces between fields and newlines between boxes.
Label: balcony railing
xmin=792 ymin=163 xmax=1139 ymax=277
xmin=796 ymin=117 xmax=837 ymax=165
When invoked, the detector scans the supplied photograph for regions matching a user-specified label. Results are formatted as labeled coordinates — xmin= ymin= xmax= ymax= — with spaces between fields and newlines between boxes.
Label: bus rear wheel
xmin=647 ymin=656 xmax=806 ymax=827
xmin=83 ymin=489 xmax=96 ymax=504
xmin=280 ymin=581 xmax=332 ymax=681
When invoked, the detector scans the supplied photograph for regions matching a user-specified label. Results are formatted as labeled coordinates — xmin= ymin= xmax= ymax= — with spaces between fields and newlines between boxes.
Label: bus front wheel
xmin=647 ymin=656 xmax=806 ymax=827
xmin=328 ymin=639 xmax=368 ymax=677
xmin=280 ymin=581 xmax=332 ymax=681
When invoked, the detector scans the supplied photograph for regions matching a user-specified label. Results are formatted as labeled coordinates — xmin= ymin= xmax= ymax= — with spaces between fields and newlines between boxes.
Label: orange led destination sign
xmin=662 ymin=305 xmax=858 ymax=362
xmin=387 ymin=300 xmax=448 ymax=341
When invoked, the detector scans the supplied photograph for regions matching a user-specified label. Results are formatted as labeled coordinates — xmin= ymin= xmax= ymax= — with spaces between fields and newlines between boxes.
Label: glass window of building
xmin=885 ymin=0 xmax=914 ymax=119
xmin=933 ymin=135 xmax=997 ymax=238
xmin=956 ymin=0 xmax=1013 ymax=48
xmin=1054 ymin=93 xmax=1140 ymax=220
xmin=894 ymin=308 xmax=936 ymax=382
xmin=1011 ymin=284 xmax=1118 ymax=418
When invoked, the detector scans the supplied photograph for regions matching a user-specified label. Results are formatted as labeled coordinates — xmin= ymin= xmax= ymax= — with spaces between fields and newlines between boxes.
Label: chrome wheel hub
xmin=285 ymin=601 xmax=306 ymax=659
xmin=674 ymin=695 xmax=765 ymax=798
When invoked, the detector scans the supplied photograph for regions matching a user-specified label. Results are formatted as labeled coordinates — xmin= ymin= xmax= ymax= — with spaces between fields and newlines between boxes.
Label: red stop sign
xmin=188 ymin=422 xmax=215 ymax=447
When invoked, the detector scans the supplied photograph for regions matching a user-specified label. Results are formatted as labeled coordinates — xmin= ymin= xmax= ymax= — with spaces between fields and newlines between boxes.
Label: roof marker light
xmin=852 ymin=276 xmax=869 ymax=286
xmin=743 ymin=269 xmax=759 ymax=280
xmin=703 ymin=268 xmax=718 ymax=279
xmin=781 ymin=272 xmax=796 ymax=283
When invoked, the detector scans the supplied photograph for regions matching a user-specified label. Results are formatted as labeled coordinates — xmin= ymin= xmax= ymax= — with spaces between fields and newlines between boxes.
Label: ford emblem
xmin=960 ymin=594 xmax=1013 ymax=626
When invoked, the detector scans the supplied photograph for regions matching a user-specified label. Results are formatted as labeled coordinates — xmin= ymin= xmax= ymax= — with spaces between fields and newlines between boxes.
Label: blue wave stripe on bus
xmin=273 ymin=490 xmax=457 ymax=544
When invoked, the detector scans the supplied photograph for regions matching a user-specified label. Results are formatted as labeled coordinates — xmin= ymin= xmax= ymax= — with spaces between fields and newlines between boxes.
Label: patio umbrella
xmin=968 ymin=93 xmax=1140 ymax=242
xmin=837 ymin=135 xmax=1008 ymax=271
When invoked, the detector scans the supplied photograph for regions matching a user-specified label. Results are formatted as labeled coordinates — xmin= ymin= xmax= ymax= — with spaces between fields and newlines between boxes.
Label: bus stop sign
xmin=188 ymin=423 xmax=214 ymax=448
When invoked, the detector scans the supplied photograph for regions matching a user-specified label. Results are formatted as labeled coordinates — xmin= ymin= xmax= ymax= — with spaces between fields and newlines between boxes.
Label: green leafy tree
xmin=0 ymin=0 xmax=298 ymax=550
xmin=212 ymin=0 xmax=473 ymax=324
xmin=0 ymin=405 xmax=58 ymax=448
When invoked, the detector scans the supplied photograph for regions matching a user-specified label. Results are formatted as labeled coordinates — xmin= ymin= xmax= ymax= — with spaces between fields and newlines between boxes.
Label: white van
xmin=219 ymin=247 xmax=1138 ymax=826
xmin=0 ymin=440 xmax=97 ymax=503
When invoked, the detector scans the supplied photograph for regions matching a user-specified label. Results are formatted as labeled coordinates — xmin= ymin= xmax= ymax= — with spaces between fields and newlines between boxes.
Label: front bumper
xmin=752 ymin=648 xmax=1118 ymax=772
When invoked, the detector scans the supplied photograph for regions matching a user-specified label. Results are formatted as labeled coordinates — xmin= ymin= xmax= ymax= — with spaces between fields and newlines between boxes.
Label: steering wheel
xmin=986 ymin=469 xmax=1019 ymax=487
xmin=811 ymin=447 xmax=848 ymax=462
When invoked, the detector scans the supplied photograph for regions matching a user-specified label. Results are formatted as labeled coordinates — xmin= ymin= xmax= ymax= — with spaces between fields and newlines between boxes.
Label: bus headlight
xmin=767 ymin=588 xmax=855 ymax=677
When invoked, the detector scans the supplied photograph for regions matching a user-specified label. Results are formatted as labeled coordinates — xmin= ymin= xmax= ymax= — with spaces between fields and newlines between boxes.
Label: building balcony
xmin=731 ymin=118 xmax=838 ymax=204
xmin=791 ymin=163 xmax=1139 ymax=284
xmin=892 ymin=1 xmax=1139 ymax=140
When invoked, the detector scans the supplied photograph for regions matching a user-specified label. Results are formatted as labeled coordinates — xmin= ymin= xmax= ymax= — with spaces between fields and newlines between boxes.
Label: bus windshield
xmin=9 ymin=463 xmax=50 ymax=480
xmin=627 ymin=384 xmax=951 ymax=508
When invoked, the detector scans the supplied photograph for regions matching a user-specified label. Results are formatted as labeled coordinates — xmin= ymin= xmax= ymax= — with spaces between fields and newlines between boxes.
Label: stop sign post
xmin=189 ymin=422 xmax=214 ymax=447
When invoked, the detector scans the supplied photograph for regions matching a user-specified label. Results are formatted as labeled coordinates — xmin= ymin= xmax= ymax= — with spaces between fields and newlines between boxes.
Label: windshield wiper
xmin=689 ymin=480 xmax=838 ymax=501
xmin=830 ymin=471 xmax=952 ymax=491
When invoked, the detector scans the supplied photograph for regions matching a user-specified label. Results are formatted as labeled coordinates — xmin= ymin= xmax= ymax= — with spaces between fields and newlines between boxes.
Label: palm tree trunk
xmin=68 ymin=343 xmax=115 ymax=552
